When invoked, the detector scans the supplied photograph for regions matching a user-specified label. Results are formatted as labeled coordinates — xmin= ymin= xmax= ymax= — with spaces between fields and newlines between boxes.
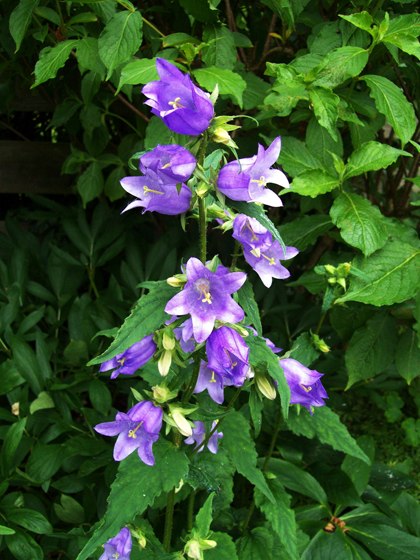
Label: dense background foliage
xmin=1 ymin=0 xmax=420 ymax=559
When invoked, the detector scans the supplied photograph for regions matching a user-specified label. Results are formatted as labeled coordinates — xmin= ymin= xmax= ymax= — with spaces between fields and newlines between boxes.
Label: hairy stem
xmin=163 ymin=487 xmax=176 ymax=552
xmin=241 ymin=408 xmax=282 ymax=532
xmin=187 ymin=488 xmax=196 ymax=531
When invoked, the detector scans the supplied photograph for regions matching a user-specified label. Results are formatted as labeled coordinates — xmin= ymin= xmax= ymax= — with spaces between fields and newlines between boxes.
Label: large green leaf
xmin=77 ymin=162 xmax=104 ymax=208
xmin=330 ymin=193 xmax=388 ymax=256
xmin=1 ymin=418 xmax=26 ymax=476
xmin=341 ymin=435 xmax=375 ymax=496
xmin=348 ymin=523 xmax=420 ymax=560
xmin=245 ymin=334 xmax=290 ymax=418
xmin=309 ymin=87 xmax=340 ymax=140
xmin=236 ymin=527 xmax=273 ymax=560
xmin=278 ymin=215 xmax=333 ymax=252
xmin=188 ymin=449 xmax=234 ymax=511
xmin=345 ymin=312 xmax=398 ymax=389
xmin=195 ymin=493 xmax=214 ymax=538
xmin=9 ymin=0 xmax=40 ymax=52
xmin=264 ymin=78 xmax=308 ymax=117
xmin=336 ymin=240 xmax=420 ymax=305
xmin=206 ymin=532 xmax=239 ymax=560
xmin=117 ymin=58 xmax=159 ymax=92
xmin=98 ymin=10 xmax=143 ymax=80
xmin=395 ymin=328 xmax=420 ymax=384
xmin=392 ymin=493 xmax=420 ymax=538
xmin=306 ymin=117 xmax=343 ymax=168
xmin=344 ymin=141 xmax=409 ymax=179
xmin=0 ymin=359 xmax=25 ymax=395
xmin=277 ymin=137 xmax=323 ymax=178
xmin=240 ymin=71 xmax=270 ymax=111
xmin=311 ymin=47 xmax=369 ymax=89
xmin=264 ymin=458 xmax=328 ymax=505
xmin=32 ymin=40 xmax=78 ymax=88
xmin=237 ymin=281 xmax=262 ymax=336
xmin=362 ymin=75 xmax=416 ymax=145
xmin=222 ymin=411 xmax=275 ymax=504
xmin=5 ymin=529 xmax=43 ymax=560
xmin=76 ymin=37 xmax=107 ymax=77
xmin=286 ymin=169 xmax=340 ymax=197
xmin=12 ymin=336 xmax=44 ymax=395
xmin=193 ymin=67 xmax=246 ymax=108
xmin=287 ymin=406 xmax=371 ymax=464
xmin=301 ymin=529 xmax=370 ymax=560
xmin=76 ymin=441 xmax=189 ymax=560
xmin=255 ymin=478 xmax=298 ymax=560
xmin=88 ymin=281 xmax=176 ymax=365
xmin=202 ymin=24 xmax=236 ymax=70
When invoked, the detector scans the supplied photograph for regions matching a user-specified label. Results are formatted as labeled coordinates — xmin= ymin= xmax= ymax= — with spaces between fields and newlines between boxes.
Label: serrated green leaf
xmin=222 ymin=411 xmax=275 ymax=504
xmin=264 ymin=458 xmax=328 ymax=505
xmin=345 ymin=312 xmax=398 ymax=389
xmin=32 ymin=40 xmax=78 ymax=88
xmin=81 ymin=71 xmax=102 ymax=104
xmin=77 ymin=162 xmax=104 ymax=207
xmin=336 ymin=240 xmax=420 ymax=305
xmin=9 ymin=0 xmax=40 ymax=52
xmin=240 ymin=71 xmax=270 ymax=110
xmin=193 ymin=67 xmax=246 ymax=108
xmin=311 ymin=47 xmax=369 ymax=89
xmin=348 ymin=523 xmax=420 ymax=560
xmin=277 ymin=136 xmax=324 ymax=177
xmin=341 ymin=435 xmax=375 ymax=496
xmin=104 ymin=167 xmax=126 ymax=202
xmin=395 ymin=329 xmax=420 ymax=384
xmin=195 ymin=492 xmax=215 ymax=538
xmin=202 ymin=24 xmax=236 ymax=70
xmin=278 ymin=215 xmax=333 ymax=251
xmin=330 ymin=193 xmax=388 ymax=256
xmin=206 ymin=532 xmax=238 ymax=560
xmin=309 ymin=87 xmax=340 ymax=140
xmin=145 ymin=116 xmax=172 ymax=151
xmin=117 ymin=57 xmax=159 ymax=92
xmin=339 ymin=12 xmax=373 ymax=32
xmin=88 ymin=281 xmax=176 ymax=365
xmin=362 ymin=75 xmax=416 ymax=146
xmin=255 ymin=478 xmax=297 ymax=559
xmin=287 ymin=406 xmax=371 ymax=464
xmin=98 ymin=10 xmax=143 ymax=80
xmin=245 ymin=334 xmax=290 ymax=418
xmin=306 ymin=116 xmax=343 ymax=168
xmin=344 ymin=141 xmax=409 ymax=179
xmin=286 ymin=169 xmax=340 ymax=197
xmin=263 ymin=78 xmax=308 ymax=117
xmin=288 ymin=333 xmax=320 ymax=367
xmin=236 ymin=527 xmax=273 ymax=560
xmin=76 ymin=37 xmax=107 ymax=78
xmin=237 ymin=281 xmax=262 ymax=336
xmin=76 ymin=441 xmax=189 ymax=560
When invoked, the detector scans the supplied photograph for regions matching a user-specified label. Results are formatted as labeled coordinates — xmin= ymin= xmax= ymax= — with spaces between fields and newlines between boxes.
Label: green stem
xmin=370 ymin=0 xmax=384 ymax=18
xmin=182 ymin=359 xmax=201 ymax=403
xmin=241 ymin=409 xmax=282 ymax=533
xmin=187 ymin=488 xmax=196 ymax=531
xmin=0 ymin=337 xmax=11 ymax=357
xmin=163 ymin=487 xmax=176 ymax=552
xmin=87 ymin=267 xmax=100 ymax=299
xmin=314 ymin=312 xmax=327 ymax=336
xmin=230 ymin=240 xmax=242 ymax=271
xmin=55 ymin=0 xmax=67 ymax=38
xmin=105 ymin=112 xmax=142 ymax=136
xmin=142 ymin=16 xmax=166 ymax=37
xmin=188 ymin=385 xmax=243 ymax=459
xmin=198 ymin=198 xmax=207 ymax=264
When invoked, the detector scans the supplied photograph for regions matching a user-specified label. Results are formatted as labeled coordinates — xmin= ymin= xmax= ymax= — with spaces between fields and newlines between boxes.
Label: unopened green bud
xmin=211 ymin=128 xmax=231 ymax=145
xmin=311 ymin=333 xmax=330 ymax=353
xmin=152 ymin=385 xmax=177 ymax=404
xmin=324 ymin=265 xmax=336 ymax=275
xmin=337 ymin=262 xmax=351 ymax=277
xmin=337 ymin=277 xmax=346 ymax=290
xmin=171 ymin=409 xmax=193 ymax=437
xmin=167 ymin=274 xmax=187 ymax=287
xmin=158 ymin=350 xmax=172 ymax=376
xmin=163 ymin=332 xmax=175 ymax=350
xmin=327 ymin=277 xmax=337 ymax=284
xmin=256 ymin=371 xmax=277 ymax=400
xmin=185 ymin=538 xmax=217 ymax=560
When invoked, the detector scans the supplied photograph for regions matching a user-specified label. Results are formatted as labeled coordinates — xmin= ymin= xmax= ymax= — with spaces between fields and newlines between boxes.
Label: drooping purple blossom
xmin=164 ymin=258 xmax=246 ymax=343
xmin=139 ymin=144 xmax=196 ymax=184
xmin=206 ymin=326 xmax=249 ymax=385
xmin=120 ymin=169 xmax=191 ymax=216
xmin=194 ymin=361 xmax=228 ymax=404
xmin=279 ymin=358 xmax=328 ymax=414
xmin=232 ymin=215 xmax=273 ymax=253
xmin=217 ymin=137 xmax=289 ymax=206
xmin=100 ymin=527 xmax=132 ymax=560
xmin=142 ymin=58 xmax=214 ymax=136
xmin=99 ymin=335 xmax=156 ymax=379
xmin=243 ymin=241 xmax=299 ymax=288
xmin=94 ymin=401 xmax=163 ymax=465
xmin=184 ymin=420 xmax=223 ymax=454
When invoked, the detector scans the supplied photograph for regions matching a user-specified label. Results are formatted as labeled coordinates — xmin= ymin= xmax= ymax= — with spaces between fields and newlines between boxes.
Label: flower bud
xmin=327 ymin=277 xmax=337 ymax=284
xmin=311 ymin=333 xmax=330 ymax=353
xmin=171 ymin=410 xmax=193 ymax=437
xmin=163 ymin=332 xmax=175 ymax=350
xmin=337 ymin=277 xmax=346 ymax=290
xmin=256 ymin=371 xmax=277 ymax=400
xmin=158 ymin=350 xmax=172 ymax=376
xmin=11 ymin=402 xmax=19 ymax=416
xmin=152 ymin=385 xmax=177 ymax=404
xmin=185 ymin=538 xmax=217 ymax=560
xmin=167 ymin=274 xmax=187 ymax=287
xmin=211 ymin=128 xmax=231 ymax=145
xmin=324 ymin=265 xmax=336 ymax=275
xmin=337 ymin=262 xmax=351 ymax=277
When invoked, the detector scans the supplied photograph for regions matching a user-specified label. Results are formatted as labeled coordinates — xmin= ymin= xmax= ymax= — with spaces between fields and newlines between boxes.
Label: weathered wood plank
xmin=0 ymin=141 xmax=72 ymax=194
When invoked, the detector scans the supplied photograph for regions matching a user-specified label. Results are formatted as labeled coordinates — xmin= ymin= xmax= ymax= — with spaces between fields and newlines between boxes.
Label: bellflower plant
xmin=99 ymin=335 xmax=156 ymax=379
xmin=232 ymin=214 xmax=273 ymax=253
xmin=142 ymin=58 xmax=214 ymax=136
xmin=120 ymin=169 xmax=191 ymax=215
xmin=217 ymin=137 xmax=289 ymax=206
xmin=243 ymin=241 xmax=299 ymax=288
xmin=194 ymin=361 xmax=231 ymax=404
xmin=184 ymin=421 xmax=223 ymax=454
xmin=139 ymin=144 xmax=196 ymax=183
xmin=94 ymin=401 xmax=163 ymax=465
xmin=206 ymin=326 xmax=249 ymax=385
xmin=279 ymin=358 xmax=328 ymax=413
xmin=100 ymin=527 xmax=132 ymax=560
xmin=164 ymin=257 xmax=246 ymax=343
